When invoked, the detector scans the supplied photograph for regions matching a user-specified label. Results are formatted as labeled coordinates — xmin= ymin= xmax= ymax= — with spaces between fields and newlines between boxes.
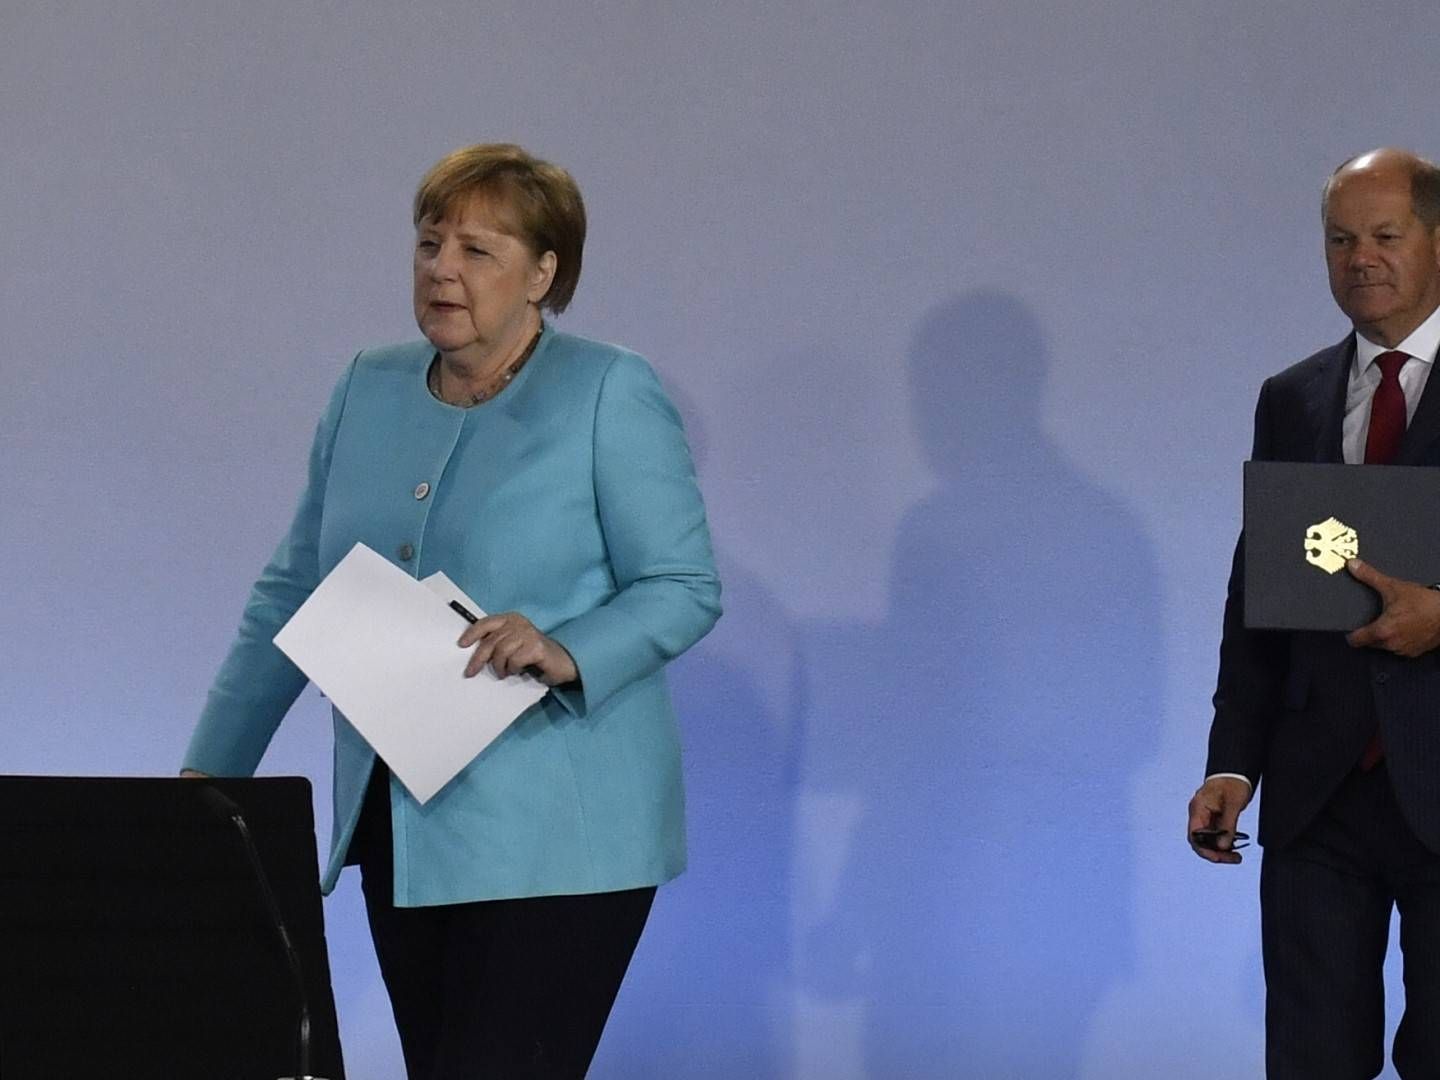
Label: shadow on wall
xmin=593 ymin=387 xmax=803 ymax=1080
xmin=800 ymin=290 xmax=1164 ymax=1078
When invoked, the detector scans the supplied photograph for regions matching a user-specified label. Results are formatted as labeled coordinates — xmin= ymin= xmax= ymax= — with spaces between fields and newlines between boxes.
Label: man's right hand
xmin=1187 ymin=776 xmax=1253 ymax=864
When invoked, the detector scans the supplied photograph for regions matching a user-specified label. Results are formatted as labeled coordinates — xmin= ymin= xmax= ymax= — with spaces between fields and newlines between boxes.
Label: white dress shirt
xmin=1341 ymin=305 xmax=1440 ymax=464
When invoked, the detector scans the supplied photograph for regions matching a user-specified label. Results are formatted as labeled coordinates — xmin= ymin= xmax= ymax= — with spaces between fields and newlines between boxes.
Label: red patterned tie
xmin=1364 ymin=351 xmax=1409 ymax=465
xmin=1360 ymin=350 xmax=1409 ymax=771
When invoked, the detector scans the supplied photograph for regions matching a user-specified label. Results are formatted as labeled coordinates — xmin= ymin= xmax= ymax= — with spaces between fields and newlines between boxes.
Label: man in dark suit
xmin=1189 ymin=147 xmax=1440 ymax=1079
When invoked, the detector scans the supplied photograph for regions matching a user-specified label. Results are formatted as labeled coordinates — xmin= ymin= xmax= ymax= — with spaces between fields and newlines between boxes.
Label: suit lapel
xmin=1306 ymin=335 xmax=1353 ymax=464
xmin=1396 ymin=344 xmax=1440 ymax=464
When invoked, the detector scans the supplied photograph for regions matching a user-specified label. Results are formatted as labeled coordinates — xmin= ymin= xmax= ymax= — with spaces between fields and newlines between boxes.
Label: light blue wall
xmin=5 ymin=3 xmax=1438 ymax=1076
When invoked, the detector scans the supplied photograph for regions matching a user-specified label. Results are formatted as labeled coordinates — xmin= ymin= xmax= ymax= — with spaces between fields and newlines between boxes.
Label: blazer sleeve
xmin=182 ymin=357 xmax=358 ymax=776
xmin=1206 ymin=376 xmax=1289 ymax=784
xmin=547 ymin=352 xmax=722 ymax=716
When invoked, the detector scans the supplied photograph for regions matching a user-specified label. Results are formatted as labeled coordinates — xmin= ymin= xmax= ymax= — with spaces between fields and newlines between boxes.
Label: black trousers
xmin=1262 ymin=763 xmax=1440 ymax=1080
xmin=351 ymin=767 xmax=656 ymax=1080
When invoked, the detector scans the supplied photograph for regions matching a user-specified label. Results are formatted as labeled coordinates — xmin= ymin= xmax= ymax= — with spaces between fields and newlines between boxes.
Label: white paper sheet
xmin=273 ymin=543 xmax=548 ymax=804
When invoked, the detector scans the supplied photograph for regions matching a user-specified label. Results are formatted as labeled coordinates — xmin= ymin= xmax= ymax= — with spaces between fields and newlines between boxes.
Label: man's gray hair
xmin=1322 ymin=151 xmax=1440 ymax=229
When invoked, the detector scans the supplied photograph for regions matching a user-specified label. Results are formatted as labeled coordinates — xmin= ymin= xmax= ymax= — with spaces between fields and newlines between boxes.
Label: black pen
xmin=449 ymin=599 xmax=479 ymax=624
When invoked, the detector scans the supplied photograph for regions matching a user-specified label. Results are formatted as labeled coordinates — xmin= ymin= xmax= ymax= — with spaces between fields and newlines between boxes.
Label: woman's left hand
xmin=458 ymin=611 xmax=579 ymax=686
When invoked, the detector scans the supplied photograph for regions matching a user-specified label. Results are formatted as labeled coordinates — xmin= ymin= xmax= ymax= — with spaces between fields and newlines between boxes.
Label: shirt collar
xmin=1354 ymin=302 xmax=1440 ymax=373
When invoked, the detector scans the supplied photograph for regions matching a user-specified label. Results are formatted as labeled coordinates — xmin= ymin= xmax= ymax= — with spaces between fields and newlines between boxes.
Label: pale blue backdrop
xmin=4 ymin=3 xmax=1439 ymax=1076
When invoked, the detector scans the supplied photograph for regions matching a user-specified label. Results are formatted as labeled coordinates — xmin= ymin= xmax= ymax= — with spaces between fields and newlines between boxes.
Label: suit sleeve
xmin=547 ymin=352 xmax=722 ymax=716
xmin=182 ymin=357 xmax=358 ymax=776
xmin=1205 ymin=376 xmax=1289 ymax=785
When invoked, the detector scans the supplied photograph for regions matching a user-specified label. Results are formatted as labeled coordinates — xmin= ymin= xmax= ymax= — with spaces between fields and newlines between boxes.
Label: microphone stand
xmin=198 ymin=785 xmax=331 ymax=1080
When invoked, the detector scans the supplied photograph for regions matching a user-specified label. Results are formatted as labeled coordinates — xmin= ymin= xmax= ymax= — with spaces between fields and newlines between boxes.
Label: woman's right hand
xmin=179 ymin=769 xmax=210 ymax=779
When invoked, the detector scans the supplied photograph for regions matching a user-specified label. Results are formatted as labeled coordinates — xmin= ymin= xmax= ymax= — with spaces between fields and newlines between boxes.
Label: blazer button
xmin=414 ymin=482 xmax=431 ymax=500
xmin=398 ymin=543 xmax=415 ymax=562
xmin=1375 ymin=671 xmax=1390 ymax=684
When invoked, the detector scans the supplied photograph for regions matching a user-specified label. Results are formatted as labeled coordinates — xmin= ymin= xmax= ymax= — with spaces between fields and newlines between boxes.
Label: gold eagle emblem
xmin=1303 ymin=516 xmax=1358 ymax=575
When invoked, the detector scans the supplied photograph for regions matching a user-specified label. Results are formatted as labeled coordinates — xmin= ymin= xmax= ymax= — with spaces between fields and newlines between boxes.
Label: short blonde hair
xmin=413 ymin=143 xmax=586 ymax=313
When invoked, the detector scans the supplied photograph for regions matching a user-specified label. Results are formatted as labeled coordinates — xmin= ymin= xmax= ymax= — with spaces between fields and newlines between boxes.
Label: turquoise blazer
xmin=183 ymin=327 xmax=722 ymax=905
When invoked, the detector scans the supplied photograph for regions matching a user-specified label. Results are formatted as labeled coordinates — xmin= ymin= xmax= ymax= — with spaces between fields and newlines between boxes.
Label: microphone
xmin=196 ymin=783 xmax=330 ymax=1080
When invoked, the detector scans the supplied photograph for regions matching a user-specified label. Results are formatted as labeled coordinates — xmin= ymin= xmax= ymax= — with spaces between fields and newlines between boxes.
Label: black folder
xmin=1243 ymin=460 xmax=1440 ymax=631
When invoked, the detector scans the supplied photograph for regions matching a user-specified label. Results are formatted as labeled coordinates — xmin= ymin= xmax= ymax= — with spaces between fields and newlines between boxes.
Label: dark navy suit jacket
xmin=1208 ymin=334 xmax=1440 ymax=852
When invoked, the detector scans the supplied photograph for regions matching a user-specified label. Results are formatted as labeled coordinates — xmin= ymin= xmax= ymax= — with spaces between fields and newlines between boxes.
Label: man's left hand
xmin=1346 ymin=558 xmax=1440 ymax=657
